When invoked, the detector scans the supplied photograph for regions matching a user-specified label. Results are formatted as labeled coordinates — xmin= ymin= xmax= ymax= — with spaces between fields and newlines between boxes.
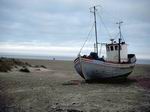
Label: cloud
xmin=0 ymin=0 xmax=93 ymax=42
xmin=0 ymin=0 xmax=150 ymax=59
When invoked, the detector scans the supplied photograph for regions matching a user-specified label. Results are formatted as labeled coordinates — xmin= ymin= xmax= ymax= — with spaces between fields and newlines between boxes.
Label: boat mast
xmin=116 ymin=21 xmax=123 ymax=63
xmin=94 ymin=6 xmax=98 ymax=55
xmin=91 ymin=6 xmax=98 ymax=55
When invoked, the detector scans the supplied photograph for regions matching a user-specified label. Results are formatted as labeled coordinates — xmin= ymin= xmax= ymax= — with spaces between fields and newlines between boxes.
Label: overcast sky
xmin=0 ymin=0 xmax=150 ymax=59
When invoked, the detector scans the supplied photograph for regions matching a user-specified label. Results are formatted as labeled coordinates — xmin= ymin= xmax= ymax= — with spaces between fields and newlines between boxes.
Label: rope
xmin=78 ymin=23 xmax=95 ymax=55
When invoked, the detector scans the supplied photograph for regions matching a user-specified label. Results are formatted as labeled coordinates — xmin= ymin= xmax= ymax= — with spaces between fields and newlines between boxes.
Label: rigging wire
xmin=114 ymin=32 xmax=119 ymax=40
xmin=121 ymin=34 xmax=125 ymax=42
xmin=120 ymin=32 xmax=125 ymax=42
xmin=78 ymin=22 xmax=95 ymax=55
xmin=99 ymin=6 xmax=120 ymax=37
xmin=97 ymin=12 xmax=126 ymax=43
xmin=97 ymin=12 xmax=112 ymax=38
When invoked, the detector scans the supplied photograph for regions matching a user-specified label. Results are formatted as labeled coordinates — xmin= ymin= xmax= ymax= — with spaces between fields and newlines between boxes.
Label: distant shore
xmin=0 ymin=54 xmax=75 ymax=61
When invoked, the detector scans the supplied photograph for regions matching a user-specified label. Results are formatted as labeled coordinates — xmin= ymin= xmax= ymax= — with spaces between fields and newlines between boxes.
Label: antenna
xmin=116 ymin=21 xmax=123 ymax=39
xmin=89 ymin=5 xmax=101 ymax=12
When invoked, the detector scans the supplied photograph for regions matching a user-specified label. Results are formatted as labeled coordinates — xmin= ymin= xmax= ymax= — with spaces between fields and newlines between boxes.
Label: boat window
xmin=107 ymin=47 xmax=109 ymax=51
xmin=111 ymin=46 xmax=113 ymax=51
xmin=115 ymin=46 xmax=118 ymax=50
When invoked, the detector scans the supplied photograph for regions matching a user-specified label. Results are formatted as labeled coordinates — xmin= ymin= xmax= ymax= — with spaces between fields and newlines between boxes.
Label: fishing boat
xmin=74 ymin=6 xmax=136 ymax=81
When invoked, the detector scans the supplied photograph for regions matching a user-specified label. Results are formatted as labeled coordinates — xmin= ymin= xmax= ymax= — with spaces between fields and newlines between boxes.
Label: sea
xmin=0 ymin=54 xmax=150 ymax=65
xmin=0 ymin=54 xmax=74 ymax=61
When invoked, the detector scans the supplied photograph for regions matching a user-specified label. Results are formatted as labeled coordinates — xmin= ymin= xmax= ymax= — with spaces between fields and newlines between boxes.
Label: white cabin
xmin=106 ymin=41 xmax=128 ymax=63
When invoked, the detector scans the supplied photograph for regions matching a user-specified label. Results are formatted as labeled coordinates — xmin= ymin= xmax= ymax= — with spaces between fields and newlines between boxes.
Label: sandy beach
xmin=0 ymin=59 xmax=150 ymax=112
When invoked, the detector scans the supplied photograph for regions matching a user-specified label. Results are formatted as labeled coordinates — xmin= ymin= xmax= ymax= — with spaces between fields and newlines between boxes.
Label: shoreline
xmin=1 ymin=55 xmax=150 ymax=65
xmin=1 ymin=56 xmax=150 ymax=66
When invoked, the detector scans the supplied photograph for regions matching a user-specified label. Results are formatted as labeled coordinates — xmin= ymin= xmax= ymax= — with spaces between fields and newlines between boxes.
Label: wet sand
xmin=0 ymin=59 xmax=150 ymax=112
